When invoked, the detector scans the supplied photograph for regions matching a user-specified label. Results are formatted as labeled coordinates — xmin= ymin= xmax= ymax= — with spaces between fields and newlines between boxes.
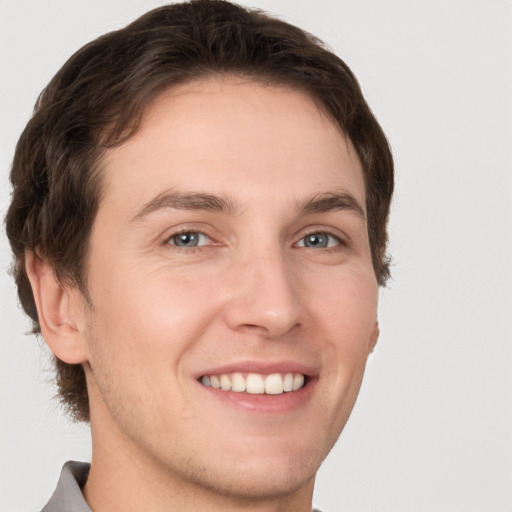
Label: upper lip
xmin=195 ymin=360 xmax=319 ymax=379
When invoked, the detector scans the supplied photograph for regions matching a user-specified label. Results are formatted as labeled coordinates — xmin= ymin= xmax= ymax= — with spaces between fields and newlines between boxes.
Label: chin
xmin=171 ymin=438 xmax=324 ymax=502
xmin=188 ymin=457 xmax=317 ymax=501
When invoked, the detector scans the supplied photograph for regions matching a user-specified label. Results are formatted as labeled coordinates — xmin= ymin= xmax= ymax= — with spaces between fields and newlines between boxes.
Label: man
xmin=5 ymin=1 xmax=393 ymax=510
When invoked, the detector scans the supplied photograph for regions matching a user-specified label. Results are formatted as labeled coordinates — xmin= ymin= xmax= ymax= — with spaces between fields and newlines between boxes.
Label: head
xmin=6 ymin=0 xmax=393 ymax=496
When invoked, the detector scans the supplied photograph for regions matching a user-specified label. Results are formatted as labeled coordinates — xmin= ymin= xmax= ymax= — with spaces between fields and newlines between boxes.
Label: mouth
xmin=199 ymin=372 xmax=307 ymax=395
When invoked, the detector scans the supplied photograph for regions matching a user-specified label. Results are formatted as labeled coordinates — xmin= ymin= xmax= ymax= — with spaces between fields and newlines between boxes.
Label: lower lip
xmin=198 ymin=378 xmax=317 ymax=414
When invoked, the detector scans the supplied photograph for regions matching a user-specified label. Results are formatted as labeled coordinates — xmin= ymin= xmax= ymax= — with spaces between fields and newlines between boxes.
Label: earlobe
xmin=25 ymin=250 xmax=88 ymax=364
xmin=369 ymin=320 xmax=379 ymax=355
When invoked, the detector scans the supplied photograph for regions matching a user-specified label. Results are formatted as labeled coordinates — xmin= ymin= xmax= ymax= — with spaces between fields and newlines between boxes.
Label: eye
xmin=168 ymin=231 xmax=211 ymax=248
xmin=297 ymin=232 xmax=340 ymax=249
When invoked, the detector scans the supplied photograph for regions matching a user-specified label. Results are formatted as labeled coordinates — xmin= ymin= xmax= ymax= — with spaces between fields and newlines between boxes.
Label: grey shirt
xmin=41 ymin=461 xmax=324 ymax=511
xmin=41 ymin=461 xmax=91 ymax=512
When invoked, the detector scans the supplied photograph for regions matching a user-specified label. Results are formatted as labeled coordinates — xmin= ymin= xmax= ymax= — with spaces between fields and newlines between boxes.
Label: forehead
xmin=98 ymin=77 xmax=365 ymax=217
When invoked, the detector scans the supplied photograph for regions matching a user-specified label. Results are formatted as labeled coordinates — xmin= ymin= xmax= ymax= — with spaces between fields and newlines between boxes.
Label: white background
xmin=1 ymin=1 xmax=510 ymax=511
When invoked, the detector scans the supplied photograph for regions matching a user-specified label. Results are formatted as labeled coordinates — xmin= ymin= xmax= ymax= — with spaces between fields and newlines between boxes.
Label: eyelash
xmin=164 ymin=229 xmax=212 ymax=252
xmin=163 ymin=228 xmax=345 ymax=252
xmin=297 ymin=229 xmax=344 ymax=250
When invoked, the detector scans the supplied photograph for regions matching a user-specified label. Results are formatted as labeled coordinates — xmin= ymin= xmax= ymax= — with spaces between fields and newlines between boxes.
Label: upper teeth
xmin=201 ymin=372 xmax=305 ymax=395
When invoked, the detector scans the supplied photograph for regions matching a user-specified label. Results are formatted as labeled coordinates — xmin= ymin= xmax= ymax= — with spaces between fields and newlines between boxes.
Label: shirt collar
xmin=41 ymin=461 xmax=91 ymax=512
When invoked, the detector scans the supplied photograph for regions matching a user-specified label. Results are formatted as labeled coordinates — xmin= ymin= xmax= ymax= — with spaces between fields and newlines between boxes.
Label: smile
xmin=200 ymin=372 xmax=306 ymax=395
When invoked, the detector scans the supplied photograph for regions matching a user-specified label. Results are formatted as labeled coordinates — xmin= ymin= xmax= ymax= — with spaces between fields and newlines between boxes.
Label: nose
xmin=223 ymin=246 xmax=303 ymax=339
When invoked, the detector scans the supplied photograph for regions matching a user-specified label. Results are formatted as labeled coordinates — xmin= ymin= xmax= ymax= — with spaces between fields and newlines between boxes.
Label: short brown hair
xmin=5 ymin=0 xmax=394 ymax=422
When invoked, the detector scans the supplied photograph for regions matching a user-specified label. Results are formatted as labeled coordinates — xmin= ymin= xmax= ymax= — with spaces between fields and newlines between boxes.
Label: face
xmin=79 ymin=77 xmax=379 ymax=500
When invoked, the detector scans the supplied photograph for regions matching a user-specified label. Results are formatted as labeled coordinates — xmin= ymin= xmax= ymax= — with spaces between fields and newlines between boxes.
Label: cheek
xmin=309 ymin=265 xmax=378 ymax=338
xmin=310 ymin=269 xmax=378 ymax=385
xmin=85 ymin=262 xmax=222 ymax=373
xmin=83 ymin=264 xmax=224 ymax=433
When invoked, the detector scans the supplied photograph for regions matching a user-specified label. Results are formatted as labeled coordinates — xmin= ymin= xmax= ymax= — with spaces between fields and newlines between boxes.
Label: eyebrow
xmin=296 ymin=191 xmax=366 ymax=220
xmin=130 ymin=189 xmax=365 ymax=223
xmin=131 ymin=191 xmax=240 ymax=223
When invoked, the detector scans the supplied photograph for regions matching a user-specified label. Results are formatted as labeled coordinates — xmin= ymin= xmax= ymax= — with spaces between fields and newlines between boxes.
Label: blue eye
xmin=297 ymin=232 xmax=340 ymax=248
xmin=169 ymin=232 xmax=210 ymax=248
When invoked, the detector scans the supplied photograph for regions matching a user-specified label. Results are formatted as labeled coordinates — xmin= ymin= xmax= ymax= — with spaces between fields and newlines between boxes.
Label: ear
xmin=368 ymin=319 xmax=380 ymax=355
xmin=25 ymin=250 xmax=89 ymax=364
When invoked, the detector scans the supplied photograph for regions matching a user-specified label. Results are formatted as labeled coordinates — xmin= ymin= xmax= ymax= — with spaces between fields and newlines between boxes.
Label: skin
xmin=27 ymin=77 xmax=379 ymax=512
